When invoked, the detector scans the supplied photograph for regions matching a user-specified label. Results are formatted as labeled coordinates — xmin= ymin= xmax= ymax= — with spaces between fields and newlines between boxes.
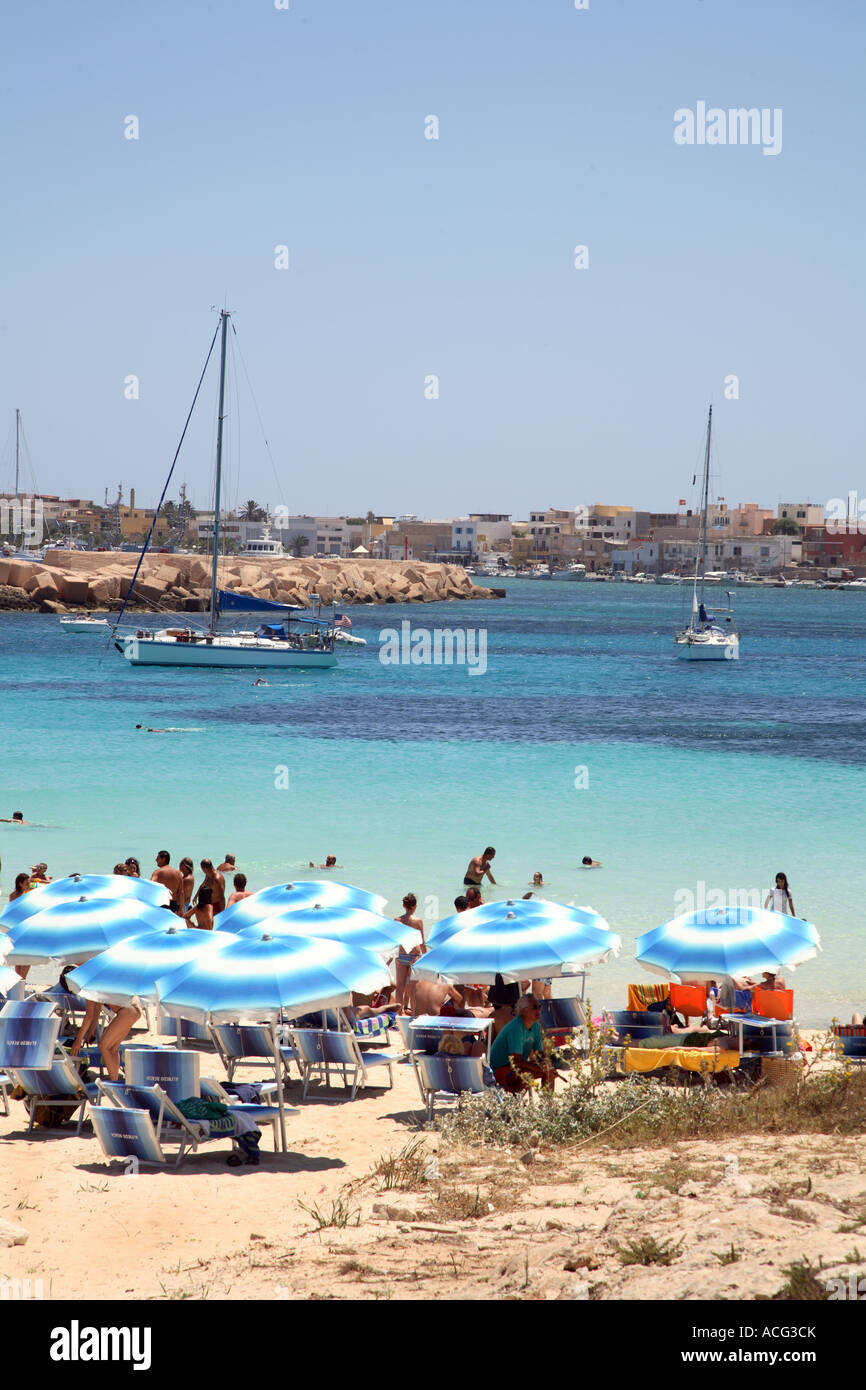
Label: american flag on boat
xmin=334 ymin=612 xmax=353 ymax=629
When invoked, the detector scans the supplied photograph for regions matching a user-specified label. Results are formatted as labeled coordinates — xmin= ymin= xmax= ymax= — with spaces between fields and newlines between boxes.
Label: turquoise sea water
xmin=1 ymin=580 xmax=864 ymax=1025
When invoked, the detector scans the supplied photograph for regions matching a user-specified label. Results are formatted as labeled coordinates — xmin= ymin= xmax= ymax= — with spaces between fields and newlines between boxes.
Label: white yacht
xmin=242 ymin=524 xmax=284 ymax=558
xmin=674 ymin=406 xmax=740 ymax=662
xmin=114 ymin=312 xmax=337 ymax=671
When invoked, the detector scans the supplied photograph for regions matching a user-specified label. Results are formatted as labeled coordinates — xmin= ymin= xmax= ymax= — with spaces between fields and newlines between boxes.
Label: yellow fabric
xmin=627 ymin=982 xmax=669 ymax=1012
xmin=622 ymin=1047 xmax=739 ymax=1074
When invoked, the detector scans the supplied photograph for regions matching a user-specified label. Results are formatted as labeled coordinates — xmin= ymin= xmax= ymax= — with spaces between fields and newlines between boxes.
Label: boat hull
xmin=675 ymin=634 xmax=739 ymax=661
xmin=116 ymin=635 xmax=337 ymax=669
xmin=60 ymin=619 xmax=110 ymax=633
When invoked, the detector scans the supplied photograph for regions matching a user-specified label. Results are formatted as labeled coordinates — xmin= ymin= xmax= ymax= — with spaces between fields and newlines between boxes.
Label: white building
xmin=451 ymin=518 xmax=478 ymax=555
xmin=469 ymin=513 xmax=512 ymax=551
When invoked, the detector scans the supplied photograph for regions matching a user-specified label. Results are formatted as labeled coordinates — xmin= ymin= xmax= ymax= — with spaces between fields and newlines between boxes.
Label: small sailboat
xmin=674 ymin=406 xmax=739 ymax=661
xmin=113 ymin=311 xmax=338 ymax=670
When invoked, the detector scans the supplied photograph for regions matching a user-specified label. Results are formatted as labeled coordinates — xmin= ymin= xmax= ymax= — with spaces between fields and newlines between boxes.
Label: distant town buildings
xmin=2 ymin=486 xmax=862 ymax=576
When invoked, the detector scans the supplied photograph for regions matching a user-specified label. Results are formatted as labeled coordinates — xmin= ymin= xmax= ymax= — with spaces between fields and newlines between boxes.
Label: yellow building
xmin=120 ymin=507 xmax=172 ymax=541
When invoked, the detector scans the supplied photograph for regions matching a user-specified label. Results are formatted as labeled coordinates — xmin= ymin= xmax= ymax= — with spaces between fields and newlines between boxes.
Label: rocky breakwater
xmin=0 ymin=551 xmax=499 ymax=613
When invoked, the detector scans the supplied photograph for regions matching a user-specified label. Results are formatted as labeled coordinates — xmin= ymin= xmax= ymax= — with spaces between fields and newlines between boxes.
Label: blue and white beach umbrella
xmin=635 ymin=906 xmax=821 ymax=982
xmin=215 ymin=879 xmax=387 ymax=933
xmin=0 ymin=874 xmax=170 ymax=932
xmin=229 ymin=904 xmax=405 ymax=956
xmin=155 ymin=931 xmax=386 ymax=1026
xmin=426 ymin=898 xmax=610 ymax=949
xmin=155 ymin=930 xmax=386 ymax=1152
xmin=413 ymin=900 xmax=620 ymax=985
xmin=66 ymin=924 xmax=239 ymax=1008
xmin=0 ymin=898 xmax=175 ymax=967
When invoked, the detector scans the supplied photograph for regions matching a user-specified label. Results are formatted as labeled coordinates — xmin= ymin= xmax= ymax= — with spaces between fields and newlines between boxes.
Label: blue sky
xmin=1 ymin=0 xmax=863 ymax=518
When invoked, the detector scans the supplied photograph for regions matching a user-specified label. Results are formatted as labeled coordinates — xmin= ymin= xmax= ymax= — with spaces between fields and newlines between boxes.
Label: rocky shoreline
xmin=0 ymin=550 xmax=500 ymax=613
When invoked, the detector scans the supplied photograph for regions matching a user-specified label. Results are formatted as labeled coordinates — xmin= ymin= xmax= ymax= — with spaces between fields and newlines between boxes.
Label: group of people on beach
xmin=6 ymin=848 xmax=253 ymax=1083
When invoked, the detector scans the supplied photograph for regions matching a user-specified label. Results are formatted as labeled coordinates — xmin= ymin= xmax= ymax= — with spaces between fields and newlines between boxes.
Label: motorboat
xmin=59 ymin=616 xmax=110 ymax=634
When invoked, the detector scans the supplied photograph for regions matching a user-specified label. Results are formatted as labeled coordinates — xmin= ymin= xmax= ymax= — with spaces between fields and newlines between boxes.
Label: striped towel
xmin=627 ymin=982 xmax=669 ymax=1012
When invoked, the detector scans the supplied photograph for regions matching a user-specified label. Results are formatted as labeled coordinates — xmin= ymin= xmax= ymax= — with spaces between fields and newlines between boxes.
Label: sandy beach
xmin=3 ymin=1020 xmax=863 ymax=1303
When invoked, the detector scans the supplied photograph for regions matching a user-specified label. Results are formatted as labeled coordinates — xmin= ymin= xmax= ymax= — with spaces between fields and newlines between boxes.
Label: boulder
xmin=4 ymin=560 xmax=40 ymax=589
xmin=40 ymin=598 xmax=69 ymax=614
xmin=0 ymin=559 xmax=12 ymax=585
xmin=0 ymin=585 xmax=32 ymax=610
xmin=55 ymin=574 xmax=91 ymax=605
xmin=133 ymin=579 xmax=170 ymax=605
xmin=188 ymin=559 xmax=210 ymax=586
xmin=88 ymin=577 xmax=120 ymax=604
xmin=30 ymin=574 xmax=60 ymax=603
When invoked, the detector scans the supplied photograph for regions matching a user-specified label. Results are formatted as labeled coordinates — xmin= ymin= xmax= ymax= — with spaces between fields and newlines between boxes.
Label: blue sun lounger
xmin=290 ymin=1029 xmax=397 ymax=1100
xmin=208 ymin=1024 xmax=293 ymax=1092
xmin=11 ymin=1058 xmax=99 ymax=1134
xmin=94 ymin=1079 xmax=284 ymax=1166
xmin=412 ymin=1054 xmax=493 ymax=1121
xmin=0 ymin=1000 xmax=61 ymax=1069
xmin=122 ymin=1046 xmax=201 ymax=1099
xmin=0 ymin=1000 xmax=98 ymax=1132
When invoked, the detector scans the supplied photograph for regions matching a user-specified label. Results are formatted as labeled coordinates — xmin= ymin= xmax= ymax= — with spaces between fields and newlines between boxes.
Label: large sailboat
xmin=113 ymin=311 xmax=337 ymax=670
xmin=674 ymin=405 xmax=739 ymax=661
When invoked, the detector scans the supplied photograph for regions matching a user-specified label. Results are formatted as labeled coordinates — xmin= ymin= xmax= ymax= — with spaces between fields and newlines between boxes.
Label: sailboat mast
xmin=209 ymin=311 xmax=230 ymax=633
xmin=700 ymin=400 xmax=717 ymax=600
xmin=14 ymin=408 xmax=20 ymax=497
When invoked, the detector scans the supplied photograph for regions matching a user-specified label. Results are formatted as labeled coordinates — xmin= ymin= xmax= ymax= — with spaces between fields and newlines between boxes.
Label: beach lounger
xmin=208 ymin=1023 xmax=294 ymax=1089
xmin=121 ymin=1046 xmax=201 ymax=1101
xmin=157 ymin=1010 xmax=212 ymax=1045
xmin=608 ymin=1010 xmax=665 ymax=1043
xmin=752 ymin=988 xmax=794 ymax=1022
xmin=95 ymin=1079 xmax=285 ymax=1164
xmin=832 ymin=1025 xmax=866 ymax=1061
xmin=34 ymin=984 xmax=90 ymax=1032
xmin=669 ymin=983 xmax=708 ymax=1021
xmin=0 ymin=1000 xmax=61 ymax=1070
xmin=10 ymin=1057 xmax=98 ymax=1134
xmin=199 ymin=1075 xmax=296 ymax=1131
xmin=540 ymin=998 xmax=590 ymax=1056
xmin=412 ymin=1053 xmax=493 ymax=1121
xmin=290 ymin=1028 xmax=397 ymax=1100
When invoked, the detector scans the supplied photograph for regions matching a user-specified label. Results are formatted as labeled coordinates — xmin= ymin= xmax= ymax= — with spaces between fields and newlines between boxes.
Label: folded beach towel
xmin=627 ymin=982 xmax=669 ymax=1012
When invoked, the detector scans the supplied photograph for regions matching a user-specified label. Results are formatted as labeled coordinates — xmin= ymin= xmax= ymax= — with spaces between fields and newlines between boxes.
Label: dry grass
xmin=441 ymin=1044 xmax=866 ymax=1152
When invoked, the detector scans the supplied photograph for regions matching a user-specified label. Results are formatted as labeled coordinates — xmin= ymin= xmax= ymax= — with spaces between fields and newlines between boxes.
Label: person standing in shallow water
xmin=464 ymin=847 xmax=496 ymax=887
xmin=199 ymin=859 xmax=226 ymax=915
xmin=764 ymin=871 xmax=795 ymax=916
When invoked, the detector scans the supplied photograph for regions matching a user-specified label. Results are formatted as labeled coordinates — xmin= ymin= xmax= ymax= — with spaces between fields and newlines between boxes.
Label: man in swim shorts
xmin=464 ymin=846 xmax=496 ymax=887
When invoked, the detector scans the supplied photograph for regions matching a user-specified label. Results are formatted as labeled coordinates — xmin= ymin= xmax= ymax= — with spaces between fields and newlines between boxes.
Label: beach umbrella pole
xmin=270 ymin=1020 xmax=287 ymax=1152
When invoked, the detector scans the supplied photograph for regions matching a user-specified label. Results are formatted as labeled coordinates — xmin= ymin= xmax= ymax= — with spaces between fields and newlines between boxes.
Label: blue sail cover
xmin=217 ymin=588 xmax=302 ymax=614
